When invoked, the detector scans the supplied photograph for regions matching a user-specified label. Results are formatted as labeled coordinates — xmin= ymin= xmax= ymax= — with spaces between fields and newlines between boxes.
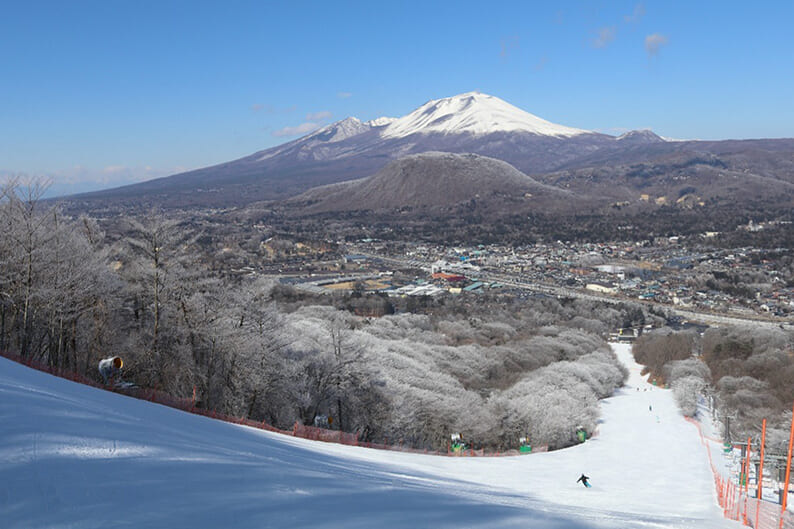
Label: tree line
xmin=632 ymin=325 xmax=794 ymax=453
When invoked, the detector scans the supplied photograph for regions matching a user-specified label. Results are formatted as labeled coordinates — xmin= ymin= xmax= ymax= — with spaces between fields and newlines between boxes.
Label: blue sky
xmin=2 ymin=1 xmax=793 ymax=195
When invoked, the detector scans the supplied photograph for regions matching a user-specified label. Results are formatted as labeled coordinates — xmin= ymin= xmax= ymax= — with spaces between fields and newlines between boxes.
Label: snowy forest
xmin=0 ymin=181 xmax=643 ymax=450
xmin=632 ymin=326 xmax=794 ymax=454
xmin=7 ymin=178 xmax=792 ymax=453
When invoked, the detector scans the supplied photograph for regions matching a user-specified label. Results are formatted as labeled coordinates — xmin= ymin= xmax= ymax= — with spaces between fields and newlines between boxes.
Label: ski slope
xmin=0 ymin=344 xmax=737 ymax=528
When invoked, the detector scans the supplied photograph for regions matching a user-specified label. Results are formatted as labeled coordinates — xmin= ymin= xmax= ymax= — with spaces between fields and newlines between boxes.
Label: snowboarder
xmin=577 ymin=473 xmax=591 ymax=488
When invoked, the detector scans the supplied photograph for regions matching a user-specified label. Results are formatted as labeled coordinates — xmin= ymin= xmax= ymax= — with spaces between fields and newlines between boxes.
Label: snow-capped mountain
xmin=289 ymin=92 xmax=587 ymax=146
xmin=256 ymin=117 xmax=376 ymax=162
xmin=62 ymin=91 xmax=794 ymax=210
xmin=70 ymin=91 xmax=611 ymax=206
xmin=381 ymin=92 xmax=589 ymax=139
xmin=256 ymin=92 xmax=591 ymax=163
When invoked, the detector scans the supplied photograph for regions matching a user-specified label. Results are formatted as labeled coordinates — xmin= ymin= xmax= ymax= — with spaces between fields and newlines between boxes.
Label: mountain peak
xmin=304 ymin=117 xmax=370 ymax=143
xmin=616 ymin=129 xmax=666 ymax=143
xmin=381 ymin=92 xmax=590 ymax=139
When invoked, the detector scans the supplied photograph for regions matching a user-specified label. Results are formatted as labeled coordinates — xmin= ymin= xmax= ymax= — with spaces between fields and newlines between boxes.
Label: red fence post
xmin=746 ymin=437 xmax=752 ymax=494
xmin=743 ymin=437 xmax=751 ymax=525
xmin=781 ymin=401 xmax=794 ymax=529
xmin=723 ymin=479 xmax=728 ymax=517
xmin=760 ymin=418 xmax=767 ymax=500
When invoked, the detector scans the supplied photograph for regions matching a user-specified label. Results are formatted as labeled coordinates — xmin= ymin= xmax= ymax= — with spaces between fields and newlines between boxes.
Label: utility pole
xmin=725 ymin=414 xmax=732 ymax=444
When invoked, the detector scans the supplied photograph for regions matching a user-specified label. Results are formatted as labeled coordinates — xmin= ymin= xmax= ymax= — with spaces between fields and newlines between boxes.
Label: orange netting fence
xmin=1 ymin=350 xmax=548 ymax=457
xmin=686 ymin=416 xmax=794 ymax=529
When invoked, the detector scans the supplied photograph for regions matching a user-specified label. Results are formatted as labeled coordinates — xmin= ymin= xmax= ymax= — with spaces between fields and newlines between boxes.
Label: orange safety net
xmin=685 ymin=416 xmax=794 ymax=528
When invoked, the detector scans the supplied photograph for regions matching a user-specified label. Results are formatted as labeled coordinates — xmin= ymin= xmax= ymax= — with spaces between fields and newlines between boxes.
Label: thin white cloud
xmin=337 ymin=91 xmax=352 ymax=99
xmin=593 ymin=26 xmax=616 ymax=48
xmin=645 ymin=33 xmax=669 ymax=56
xmin=306 ymin=110 xmax=332 ymax=121
xmin=59 ymin=164 xmax=184 ymax=185
xmin=3 ymin=164 xmax=191 ymax=197
xmin=272 ymin=122 xmax=321 ymax=137
xmin=250 ymin=104 xmax=297 ymax=115
xmin=624 ymin=3 xmax=645 ymax=24
xmin=500 ymin=36 xmax=519 ymax=59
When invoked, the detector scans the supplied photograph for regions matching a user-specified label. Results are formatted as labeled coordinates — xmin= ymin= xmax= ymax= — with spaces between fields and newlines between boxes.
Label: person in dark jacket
xmin=577 ymin=473 xmax=590 ymax=487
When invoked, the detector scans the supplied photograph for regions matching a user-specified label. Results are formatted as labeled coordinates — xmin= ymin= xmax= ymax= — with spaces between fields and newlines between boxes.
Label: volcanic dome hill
xmin=293 ymin=152 xmax=573 ymax=213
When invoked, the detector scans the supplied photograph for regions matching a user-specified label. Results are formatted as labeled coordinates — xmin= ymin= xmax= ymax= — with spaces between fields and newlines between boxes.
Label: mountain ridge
xmin=57 ymin=92 xmax=794 ymax=213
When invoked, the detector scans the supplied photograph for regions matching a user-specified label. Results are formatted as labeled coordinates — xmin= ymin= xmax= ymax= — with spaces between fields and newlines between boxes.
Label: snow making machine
xmin=98 ymin=356 xmax=123 ymax=384
xmin=450 ymin=433 xmax=468 ymax=453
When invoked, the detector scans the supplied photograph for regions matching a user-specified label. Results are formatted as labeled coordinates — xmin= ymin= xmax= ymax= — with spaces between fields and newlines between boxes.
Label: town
xmin=247 ymin=231 xmax=793 ymax=325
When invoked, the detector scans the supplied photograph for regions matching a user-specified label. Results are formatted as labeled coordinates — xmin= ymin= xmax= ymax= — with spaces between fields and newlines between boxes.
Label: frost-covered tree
xmin=229 ymin=279 xmax=294 ymax=423
xmin=117 ymin=210 xmax=198 ymax=390
xmin=0 ymin=181 xmax=55 ymax=358
xmin=0 ymin=181 xmax=116 ymax=369
xmin=632 ymin=328 xmax=697 ymax=381
xmin=672 ymin=376 xmax=705 ymax=417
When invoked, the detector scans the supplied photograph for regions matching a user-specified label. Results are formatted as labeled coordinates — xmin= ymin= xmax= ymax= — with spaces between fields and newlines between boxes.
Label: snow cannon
xmin=98 ymin=356 xmax=123 ymax=383
xmin=450 ymin=433 xmax=467 ymax=453
xmin=576 ymin=426 xmax=587 ymax=443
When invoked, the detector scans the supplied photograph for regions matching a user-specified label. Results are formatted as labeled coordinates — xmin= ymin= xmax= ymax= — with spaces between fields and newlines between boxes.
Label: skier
xmin=577 ymin=473 xmax=591 ymax=488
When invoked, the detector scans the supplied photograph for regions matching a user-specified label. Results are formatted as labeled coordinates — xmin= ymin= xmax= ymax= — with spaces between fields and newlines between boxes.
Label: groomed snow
xmin=0 ymin=344 xmax=737 ymax=528
xmin=381 ymin=92 xmax=590 ymax=139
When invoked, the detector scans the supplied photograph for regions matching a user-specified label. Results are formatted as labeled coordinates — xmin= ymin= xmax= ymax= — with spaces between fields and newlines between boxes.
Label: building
xmin=585 ymin=282 xmax=618 ymax=294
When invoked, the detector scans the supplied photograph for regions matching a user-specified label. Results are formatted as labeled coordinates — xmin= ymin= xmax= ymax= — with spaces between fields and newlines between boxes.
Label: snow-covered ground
xmin=1 ymin=344 xmax=738 ymax=528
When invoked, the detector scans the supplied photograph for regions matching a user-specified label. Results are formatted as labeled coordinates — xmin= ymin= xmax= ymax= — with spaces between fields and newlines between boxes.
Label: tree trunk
xmin=247 ymin=390 xmax=258 ymax=419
